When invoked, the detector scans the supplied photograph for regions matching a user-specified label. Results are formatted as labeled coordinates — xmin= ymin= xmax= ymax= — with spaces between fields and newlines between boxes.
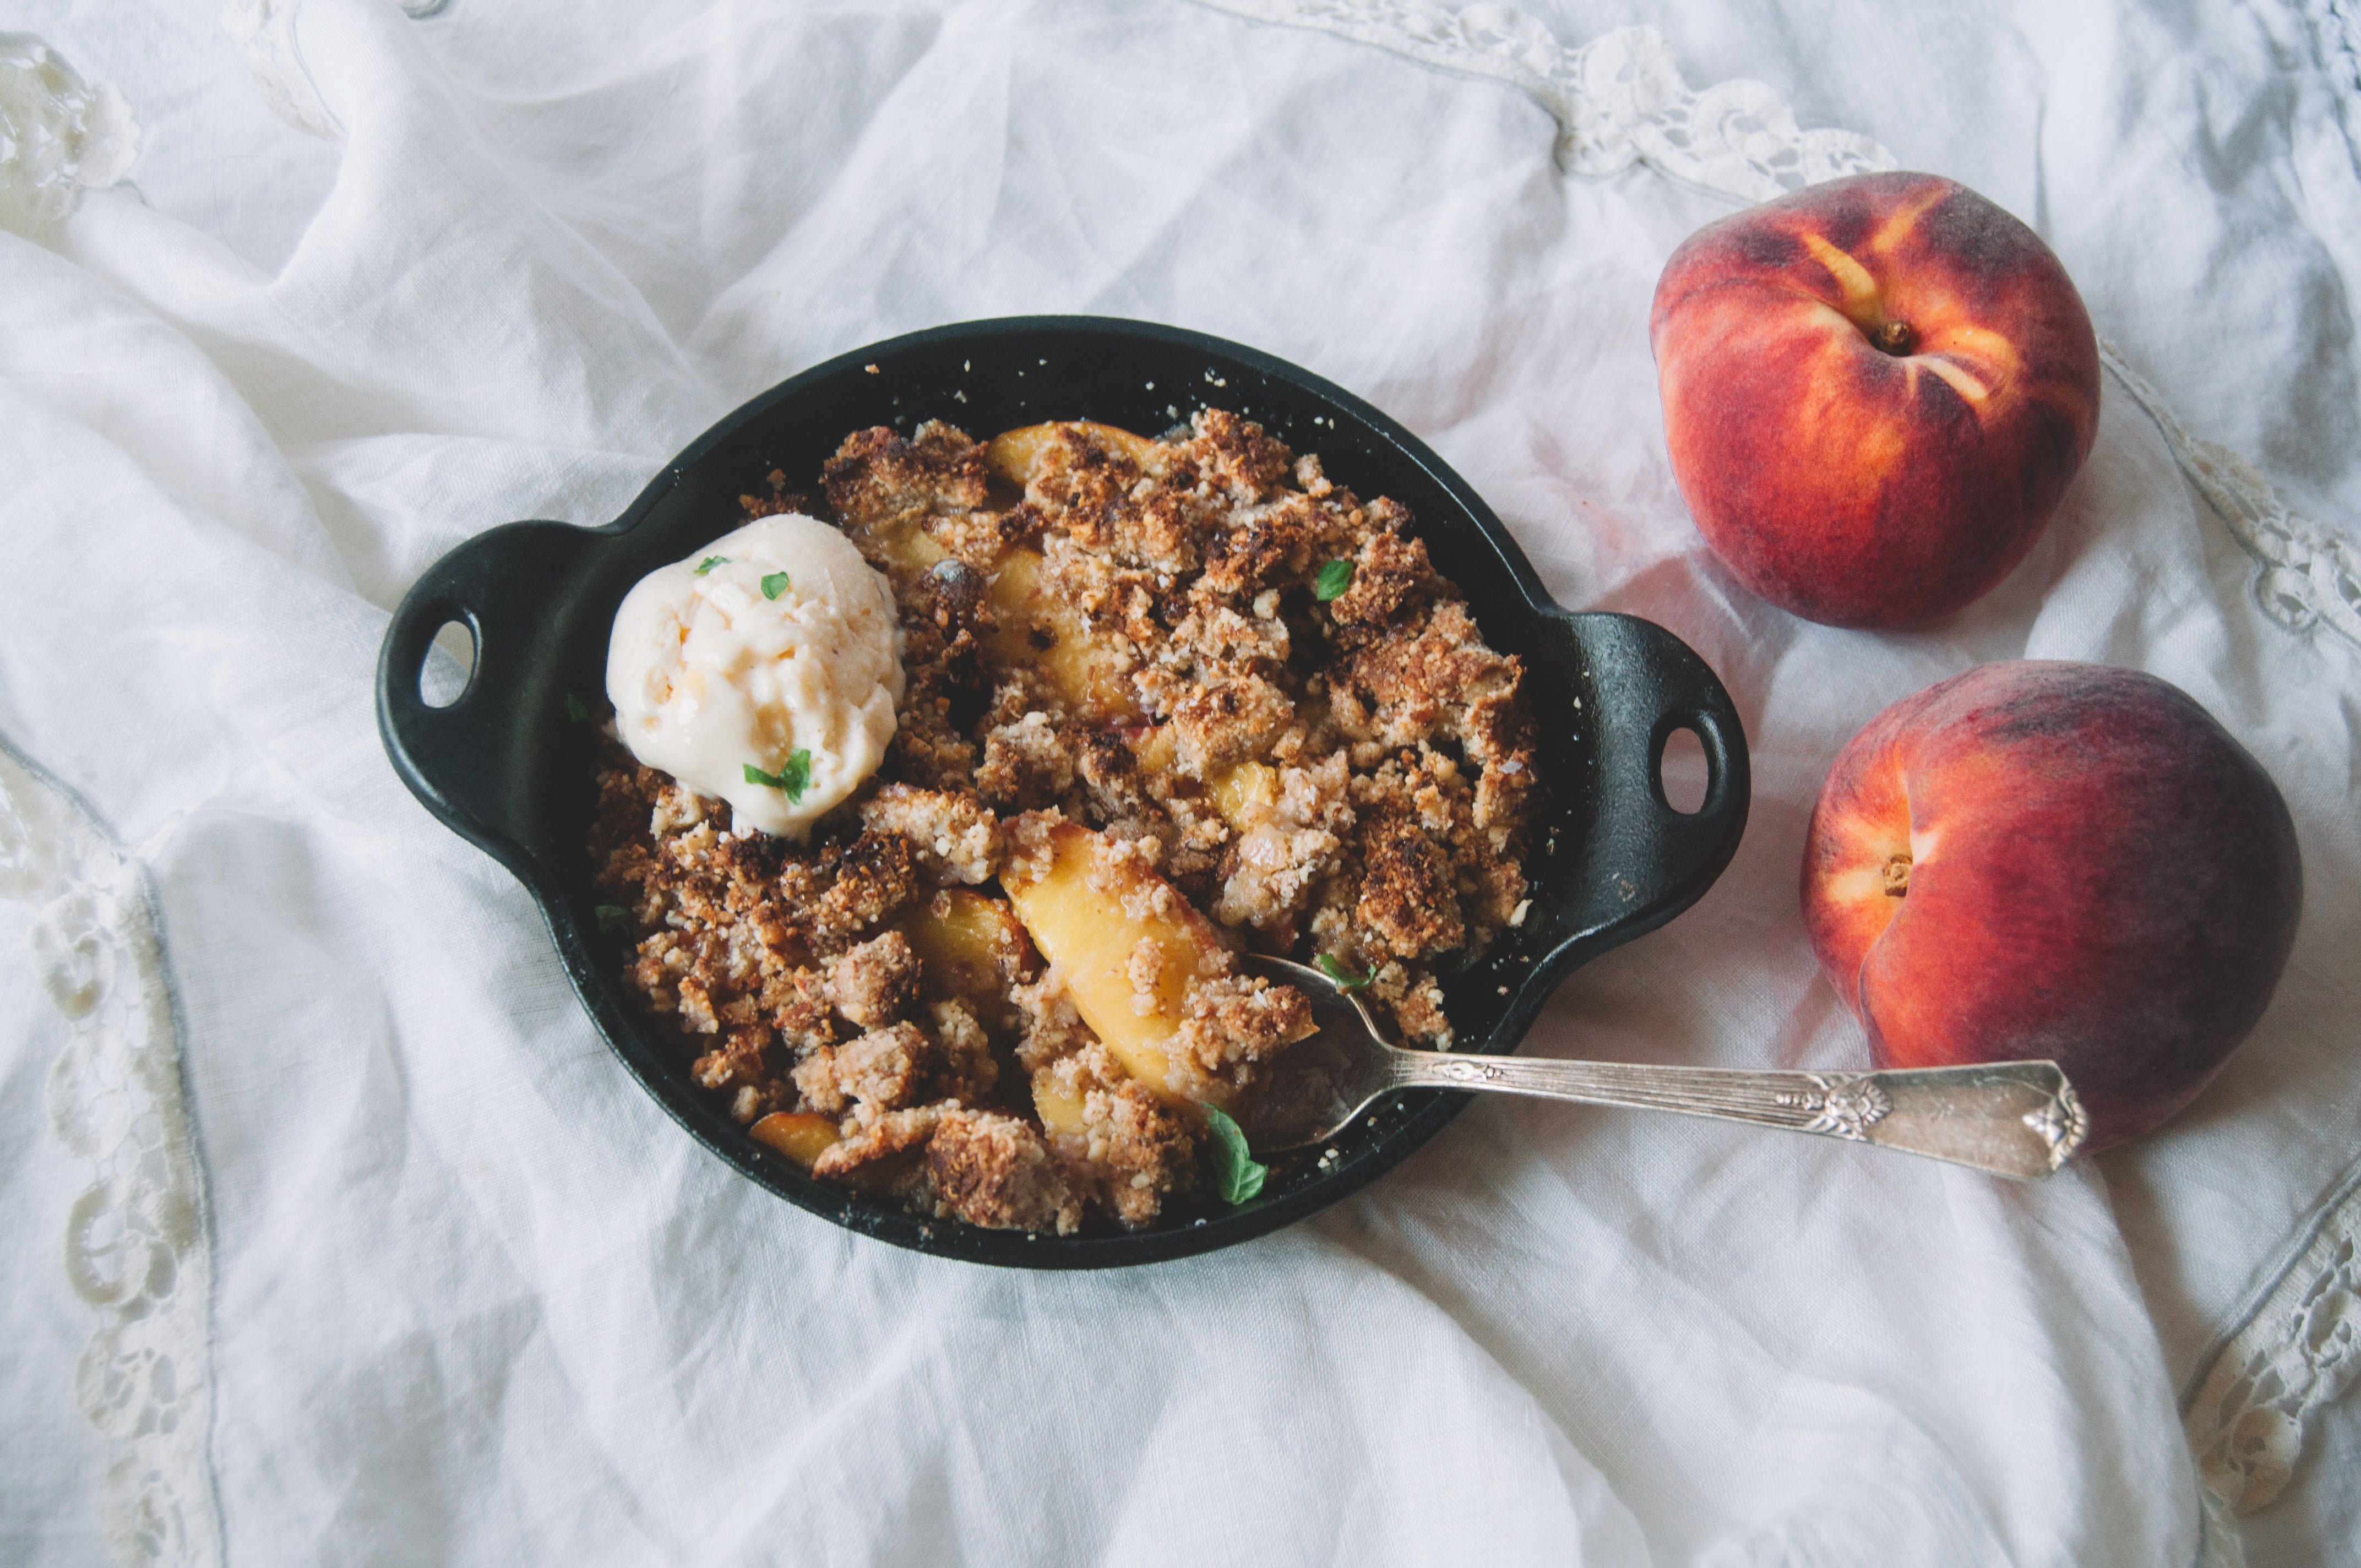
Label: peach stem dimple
xmin=1882 ymin=852 xmax=1912 ymax=896
xmin=1872 ymin=320 xmax=1917 ymax=357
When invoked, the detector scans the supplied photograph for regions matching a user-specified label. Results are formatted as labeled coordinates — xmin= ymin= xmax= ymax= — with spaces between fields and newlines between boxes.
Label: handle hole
xmin=419 ymin=619 xmax=477 ymax=709
xmin=1658 ymin=725 xmax=1708 ymax=815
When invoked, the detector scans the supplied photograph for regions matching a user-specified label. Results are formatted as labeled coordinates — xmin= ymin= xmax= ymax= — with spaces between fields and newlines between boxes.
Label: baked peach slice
xmin=981 ymin=422 xmax=1165 ymax=719
xmin=898 ymin=886 xmax=1031 ymax=1036
xmin=749 ymin=1111 xmax=842 ymax=1166
xmin=900 ymin=888 xmax=1029 ymax=1000
xmin=1002 ymin=821 xmax=1248 ymax=1105
xmin=834 ymin=504 xmax=950 ymax=578
xmin=1207 ymin=760 xmax=1280 ymax=833
xmin=978 ymin=545 xmax=1143 ymax=721
xmin=983 ymin=420 xmax=1161 ymax=488
xmin=1032 ymin=1079 xmax=1087 ymax=1135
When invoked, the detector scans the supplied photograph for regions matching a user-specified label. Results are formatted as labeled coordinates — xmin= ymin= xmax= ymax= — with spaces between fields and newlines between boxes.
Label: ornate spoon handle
xmin=1388 ymin=1053 xmax=2087 ymax=1180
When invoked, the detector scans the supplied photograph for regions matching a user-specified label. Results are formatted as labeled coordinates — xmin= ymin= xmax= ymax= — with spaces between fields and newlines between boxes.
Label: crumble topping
xmin=592 ymin=410 xmax=1537 ymax=1235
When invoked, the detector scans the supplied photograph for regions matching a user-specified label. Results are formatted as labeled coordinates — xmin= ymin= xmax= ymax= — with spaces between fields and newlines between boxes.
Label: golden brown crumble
xmin=591 ymin=411 xmax=1536 ymax=1234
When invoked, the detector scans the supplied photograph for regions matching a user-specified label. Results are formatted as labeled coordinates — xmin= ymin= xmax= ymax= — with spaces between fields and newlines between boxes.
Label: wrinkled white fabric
xmin=2 ymin=2 xmax=2358 ymax=1565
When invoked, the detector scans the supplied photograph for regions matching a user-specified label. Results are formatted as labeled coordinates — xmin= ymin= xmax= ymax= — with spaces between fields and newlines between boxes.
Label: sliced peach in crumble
xmin=1002 ymin=819 xmax=1312 ymax=1107
xmin=1003 ymin=820 xmax=1233 ymax=1099
xmin=900 ymin=888 xmax=1027 ymax=997
xmin=1031 ymin=1075 xmax=1087 ymax=1136
xmin=1207 ymin=760 xmax=1281 ymax=834
xmin=749 ymin=1111 xmax=843 ymax=1166
xmin=980 ymin=546 xmax=1144 ymax=721
xmin=984 ymin=420 xmax=1162 ymax=487
xmin=898 ymin=887 xmax=1030 ymax=1036
xmin=836 ymin=504 xmax=950 ymax=577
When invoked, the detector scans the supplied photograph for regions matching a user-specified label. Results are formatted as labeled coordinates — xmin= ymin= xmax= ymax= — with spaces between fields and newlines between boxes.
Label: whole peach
xmin=1651 ymin=172 xmax=2101 ymax=628
xmin=1801 ymin=662 xmax=2300 ymax=1151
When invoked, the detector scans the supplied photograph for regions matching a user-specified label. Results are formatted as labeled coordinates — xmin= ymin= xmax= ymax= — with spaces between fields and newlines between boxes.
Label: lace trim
xmin=1190 ymin=0 xmax=1895 ymax=200
xmin=2196 ymin=1484 xmax=2248 ymax=1568
xmin=216 ymin=0 xmax=447 ymax=140
xmin=2300 ymin=0 xmax=2361 ymax=105
xmin=1200 ymin=1 xmax=2361 ymax=656
xmin=220 ymin=0 xmax=341 ymax=140
xmin=1201 ymin=2 xmax=2361 ymax=662
xmin=1 ymin=741 xmax=223 ymax=1568
xmin=0 ymin=32 xmax=139 ymax=235
xmin=2102 ymin=342 xmax=2361 ymax=652
xmin=2184 ymin=1161 xmax=2361 ymax=1514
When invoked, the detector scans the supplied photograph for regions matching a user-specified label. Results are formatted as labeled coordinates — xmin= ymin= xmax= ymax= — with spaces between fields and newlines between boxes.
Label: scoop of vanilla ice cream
xmin=606 ymin=513 xmax=904 ymax=839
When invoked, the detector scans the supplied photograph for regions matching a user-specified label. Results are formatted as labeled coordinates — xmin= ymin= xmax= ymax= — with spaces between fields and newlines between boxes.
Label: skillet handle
xmin=376 ymin=520 xmax=604 ymax=877
xmin=1547 ymin=611 xmax=1750 ymax=966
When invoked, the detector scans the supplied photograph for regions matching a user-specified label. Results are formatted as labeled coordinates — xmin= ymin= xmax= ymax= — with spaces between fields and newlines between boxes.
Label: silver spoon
xmin=1237 ymin=956 xmax=2089 ymax=1180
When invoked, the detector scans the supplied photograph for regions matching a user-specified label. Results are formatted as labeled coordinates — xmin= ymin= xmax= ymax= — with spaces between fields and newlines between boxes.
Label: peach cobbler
xmin=590 ymin=411 xmax=1536 ymax=1233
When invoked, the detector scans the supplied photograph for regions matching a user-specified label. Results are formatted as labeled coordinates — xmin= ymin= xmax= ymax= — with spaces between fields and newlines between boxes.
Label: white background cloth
xmin=4 ymin=1 xmax=2359 ymax=1564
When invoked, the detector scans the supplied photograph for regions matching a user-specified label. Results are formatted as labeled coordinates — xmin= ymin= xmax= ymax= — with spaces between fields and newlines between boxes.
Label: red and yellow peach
xmin=1651 ymin=172 xmax=2101 ymax=628
xmin=1801 ymin=661 xmax=2301 ymax=1151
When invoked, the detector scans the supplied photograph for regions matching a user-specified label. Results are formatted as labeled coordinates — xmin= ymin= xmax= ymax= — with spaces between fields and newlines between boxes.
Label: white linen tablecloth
xmin=4 ymin=2 xmax=2358 ymax=1564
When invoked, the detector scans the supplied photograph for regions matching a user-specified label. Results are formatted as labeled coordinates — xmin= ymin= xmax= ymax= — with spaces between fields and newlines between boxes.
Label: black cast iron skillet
xmin=377 ymin=316 xmax=1750 ymax=1268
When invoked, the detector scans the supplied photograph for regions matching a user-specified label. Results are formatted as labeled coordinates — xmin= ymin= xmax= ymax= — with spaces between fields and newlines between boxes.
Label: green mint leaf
xmin=743 ymin=750 xmax=814 ymax=802
xmin=1315 ymin=951 xmax=1371 ymax=990
xmin=594 ymin=904 xmax=631 ymax=935
xmin=1314 ymin=558 xmax=1354 ymax=602
xmin=564 ymin=693 xmax=591 ymax=724
xmin=694 ymin=555 xmax=728 ymax=575
xmin=1201 ymin=1103 xmax=1268 ymax=1206
xmin=760 ymin=571 xmax=791 ymax=600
